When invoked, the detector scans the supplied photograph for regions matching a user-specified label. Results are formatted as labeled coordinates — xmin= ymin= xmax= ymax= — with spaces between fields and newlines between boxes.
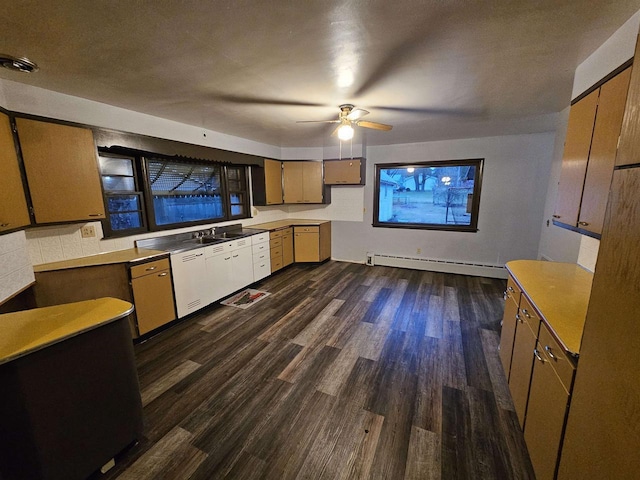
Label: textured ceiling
xmin=1 ymin=1 xmax=640 ymax=147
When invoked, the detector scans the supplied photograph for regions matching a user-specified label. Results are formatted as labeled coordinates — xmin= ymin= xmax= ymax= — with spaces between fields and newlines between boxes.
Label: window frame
xmin=372 ymin=158 xmax=484 ymax=232
xmin=98 ymin=152 xmax=148 ymax=238
xmin=224 ymin=165 xmax=250 ymax=220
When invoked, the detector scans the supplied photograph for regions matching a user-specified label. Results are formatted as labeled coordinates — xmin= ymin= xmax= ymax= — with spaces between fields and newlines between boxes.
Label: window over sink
xmin=98 ymin=149 xmax=251 ymax=237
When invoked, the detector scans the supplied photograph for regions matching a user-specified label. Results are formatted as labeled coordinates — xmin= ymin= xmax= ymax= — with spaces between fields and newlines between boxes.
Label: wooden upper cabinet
xmin=283 ymin=161 xmax=325 ymax=204
xmin=617 ymin=35 xmax=640 ymax=167
xmin=16 ymin=118 xmax=105 ymax=224
xmin=0 ymin=112 xmax=31 ymax=233
xmin=323 ymin=158 xmax=365 ymax=185
xmin=264 ymin=159 xmax=283 ymax=204
xmin=283 ymin=161 xmax=305 ymax=203
xmin=553 ymin=90 xmax=599 ymax=227
xmin=578 ymin=67 xmax=631 ymax=235
xmin=252 ymin=159 xmax=283 ymax=206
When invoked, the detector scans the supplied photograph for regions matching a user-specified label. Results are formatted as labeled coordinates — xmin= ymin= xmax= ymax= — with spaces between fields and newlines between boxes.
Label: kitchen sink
xmin=185 ymin=236 xmax=221 ymax=245
xmin=214 ymin=231 xmax=245 ymax=239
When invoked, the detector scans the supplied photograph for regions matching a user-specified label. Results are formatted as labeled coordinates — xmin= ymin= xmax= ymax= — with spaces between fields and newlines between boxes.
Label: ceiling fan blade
xmin=296 ymin=120 xmax=341 ymax=124
xmin=357 ymin=120 xmax=393 ymax=131
xmin=370 ymin=105 xmax=483 ymax=116
xmin=346 ymin=108 xmax=369 ymax=121
xmin=208 ymin=93 xmax=326 ymax=107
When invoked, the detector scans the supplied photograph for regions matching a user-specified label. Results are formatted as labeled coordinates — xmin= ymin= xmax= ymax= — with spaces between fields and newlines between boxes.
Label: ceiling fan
xmin=297 ymin=104 xmax=392 ymax=140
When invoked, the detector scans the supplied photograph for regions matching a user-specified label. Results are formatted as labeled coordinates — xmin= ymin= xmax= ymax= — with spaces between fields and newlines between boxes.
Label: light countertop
xmin=33 ymin=248 xmax=168 ymax=273
xmin=0 ymin=297 xmax=134 ymax=366
xmin=506 ymin=260 xmax=593 ymax=356
xmin=249 ymin=219 xmax=330 ymax=230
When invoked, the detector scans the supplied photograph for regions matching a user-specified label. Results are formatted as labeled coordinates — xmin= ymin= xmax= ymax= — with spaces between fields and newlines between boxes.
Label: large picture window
xmin=373 ymin=159 xmax=483 ymax=232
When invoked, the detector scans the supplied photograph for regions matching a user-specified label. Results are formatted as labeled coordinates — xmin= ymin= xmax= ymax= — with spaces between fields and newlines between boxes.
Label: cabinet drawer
xmin=281 ymin=227 xmax=293 ymax=236
xmin=254 ymin=259 xmax=271 ymax=281
xmin=270 ymin=230 xmax=283 ymax=240
xmin=519 ymin=295 xmax=541 ymax=337
xmin=505 ymin=276 xmax=522 ymax=307
xmin=252 ymin=242 xmax=269 ymax=255
xmin=294 ymin=225 xmax=319 ymax=233
xmin=538 ymin=323 xmax=576 ymax=393
xmin=251 ymin=232 xmax=270 ymax=245
xmin=130 ymin=258 xmax=170 ymax=279
xmin=253 ymin=251 xmax=269 ymax=264
xmin=270 ymin=246 xmax=283 ymax=259
xmin=270 ymin=237 xmax=283 ymax=248
xmin=271 ymin=258 xmax=283 ymax=273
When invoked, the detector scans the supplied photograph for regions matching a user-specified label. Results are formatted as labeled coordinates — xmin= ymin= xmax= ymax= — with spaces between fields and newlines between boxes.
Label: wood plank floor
xmin=97 ymin=261 xmax=535 ymax=480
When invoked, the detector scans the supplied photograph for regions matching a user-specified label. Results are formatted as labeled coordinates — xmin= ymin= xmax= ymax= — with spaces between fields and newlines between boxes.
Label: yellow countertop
xmin=506 ymin=260 xmax=593 ymax=356
xmin=249 ymin=219 xmax=330 ymax=230
xmin=0 ymin=297 xmax=134 ymax=366
xmin=33 ymin=248 xmax=168 ymax=273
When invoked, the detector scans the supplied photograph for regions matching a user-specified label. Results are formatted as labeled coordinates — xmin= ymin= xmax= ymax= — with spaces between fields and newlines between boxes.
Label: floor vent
xmin=370 ymin=253 xmax=507 ymax=279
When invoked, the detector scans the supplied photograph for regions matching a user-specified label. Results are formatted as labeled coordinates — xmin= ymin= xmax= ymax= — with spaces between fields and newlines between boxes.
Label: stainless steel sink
xmin=185 ymin=236 xmax=221 ymax=245
xmin=214 ymin=231 xmax=245 ymax=239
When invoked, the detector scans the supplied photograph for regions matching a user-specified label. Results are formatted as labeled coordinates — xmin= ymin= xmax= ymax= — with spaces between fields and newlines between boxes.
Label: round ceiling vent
xmin=0 ymin=54 xmax=39 ymax=73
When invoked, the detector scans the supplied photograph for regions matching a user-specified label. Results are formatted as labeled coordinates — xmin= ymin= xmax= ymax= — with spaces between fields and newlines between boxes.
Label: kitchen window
xmin=373 ymin=159 xmax=483 ymax=232
xmin=145 ymin=157 xmax=226 ymax=229
xmin=98 ymin=153 xmax=147 ymax=236
xmin=225 ymin=165 xmax=249 ymax=219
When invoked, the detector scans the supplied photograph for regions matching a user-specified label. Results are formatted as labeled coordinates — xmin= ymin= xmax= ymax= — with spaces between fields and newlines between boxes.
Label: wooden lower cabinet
xmin=130 ymin=258 xmax=176 ymax=335
xmin=508 ymin=314 xmax=538 ymax=427
xmin=524 ymin=328 xmax=574 ymax=480
xmin=293 ymin=223 xmax=331 ymax=262
xmin=282 ymin=228 xmax=294 ymax=267
xmin=499 ymin=291 xmax=519 ymax=379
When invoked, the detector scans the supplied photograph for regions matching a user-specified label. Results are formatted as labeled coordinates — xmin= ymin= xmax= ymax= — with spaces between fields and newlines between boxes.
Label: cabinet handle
xmin=544 ymin=345 xmax=557 ymax=360
xmin=521 ymin=308 xmax=531 ymax=319
xmin=578 ymin=221 xmax=590 ymax=226
xmin=552 ymin=214 xmax=561 ymax=219
xmin=503 ymin=291 xmax=508 ymax=300
xmin=224 ymin=256 xmax=231 ymax=260
xmin=516 ymin=313 xmax=523 ymax=323
xmin=88 ymin=213 xmax=104 ymax=217
xmin=158 ymin=272 xmax=168 ymax=277
xmin=0 ymin=223 xmax=9 ymax=227
xmin=146 ymin=266 xmax=157 ymax=271
xmin=233 ymin=254 xmax=239 ymax=258
xmin=196 ymin=253 xmax=203 ymax=257
xmin=533 ymin=348 xmax=547 ymax=363
xmin=507 ymin=286 xmax=514 ymax=293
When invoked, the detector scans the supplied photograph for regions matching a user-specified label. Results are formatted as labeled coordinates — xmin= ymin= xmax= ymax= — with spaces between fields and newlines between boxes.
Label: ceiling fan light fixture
xmin=337 ymin=123 xmax=354 ymax=141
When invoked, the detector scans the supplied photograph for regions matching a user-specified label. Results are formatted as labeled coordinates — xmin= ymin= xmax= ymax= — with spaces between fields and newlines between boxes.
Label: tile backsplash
xmin=25 ymin=222 xmax=134 ymax=265
xmin=0 ymin=231 xmax=35 ymax=304
xmin=577 ymin=235 xmax=600 ymax=272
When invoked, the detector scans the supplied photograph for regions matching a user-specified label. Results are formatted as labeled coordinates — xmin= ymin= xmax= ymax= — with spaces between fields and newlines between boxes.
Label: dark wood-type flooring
xmin=98 ymin=261 xmax=535 ymax=480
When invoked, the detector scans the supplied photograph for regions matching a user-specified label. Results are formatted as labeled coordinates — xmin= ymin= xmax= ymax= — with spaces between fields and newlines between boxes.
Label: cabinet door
xmin=324 ymin=159 xmax=362 ymax=184
xmin=524 ymin=343 xmax=570 ymax=480
xmin=282 ymin=229 xmax=294 ymax=267
xmin=508 ymin=297 xmax=540 ymax=427
xmin=170 ymin=250 xmax=207 ymax=318
xmin=578 ymin=68 xmax=631 ymax=235
xmin=553 ymin=90 xmax=599 ymax=227
xmin=231 ymin=245 xmax=254 ymax=289
xmin=131 ymin=269 xmax=176 ymax=335
xmin=283 ymin=162 xmax=304 ymax=203
xmin=16 ymin=118 xmax=105 ymax=224
xmin=0 ymin=112 xmax=30 ymax=233
xmin=264 ymin=159 xmax=283 ymax=205
xmin=302 ymin=161 xmax=324 ymax=203
xmin=558 ymin=168 xmax=640 ymax=480
xmin=499 ymin=292 xmax=519 ymax=379
xmin=294 ymin=230 xmax=320 ymax=262
xmin=207 ymin=252 xmax=234 ymax=303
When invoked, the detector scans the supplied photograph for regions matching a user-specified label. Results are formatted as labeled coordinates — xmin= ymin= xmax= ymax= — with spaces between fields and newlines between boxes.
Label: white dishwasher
xmin=170 ymin=249 xmax=207 ymax=318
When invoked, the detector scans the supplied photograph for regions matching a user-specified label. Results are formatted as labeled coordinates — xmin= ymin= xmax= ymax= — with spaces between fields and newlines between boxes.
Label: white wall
xmin=331 ymin=132 xmax=555 ymax=266
xmin=538 ymin=9 xmax=640 ymax=270
xmin=0 ymin=231 xmax=34 ymax=304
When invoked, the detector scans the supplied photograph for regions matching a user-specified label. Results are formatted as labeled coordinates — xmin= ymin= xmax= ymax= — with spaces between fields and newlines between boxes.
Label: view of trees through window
xmin=374 ymin=159 xmax=483 ymax=231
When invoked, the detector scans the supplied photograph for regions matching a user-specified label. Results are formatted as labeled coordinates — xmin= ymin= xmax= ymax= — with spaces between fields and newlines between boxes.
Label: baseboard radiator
xmin=367 ymin=253 xmax=507 ymax=279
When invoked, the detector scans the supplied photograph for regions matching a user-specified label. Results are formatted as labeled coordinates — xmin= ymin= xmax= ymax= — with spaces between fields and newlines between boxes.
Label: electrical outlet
xmin=81 ymin=225 xmax=96 ymax=238
xmin=417 ymin=248 xmax=421 ymax=255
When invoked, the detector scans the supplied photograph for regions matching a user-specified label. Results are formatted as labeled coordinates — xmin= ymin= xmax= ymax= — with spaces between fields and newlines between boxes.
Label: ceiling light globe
xmin=338 ymin=124 xmax=354 ymax=141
